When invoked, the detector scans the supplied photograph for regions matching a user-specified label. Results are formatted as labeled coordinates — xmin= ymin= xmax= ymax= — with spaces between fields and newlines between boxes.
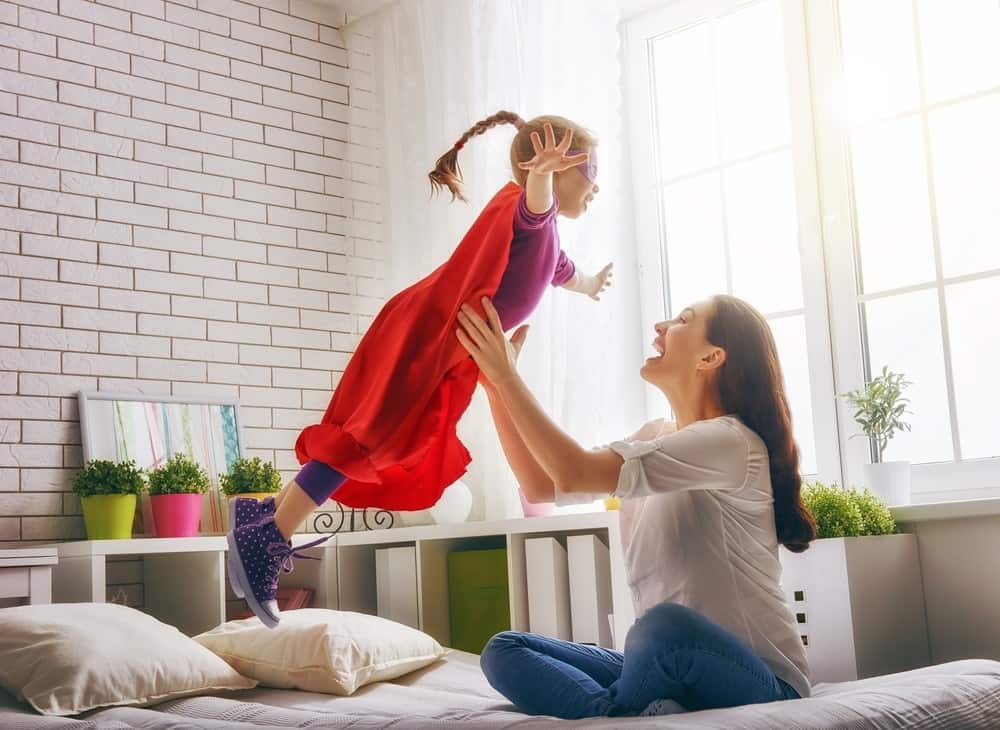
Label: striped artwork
xmin=109 ymin=400 xmax=240 ymax=535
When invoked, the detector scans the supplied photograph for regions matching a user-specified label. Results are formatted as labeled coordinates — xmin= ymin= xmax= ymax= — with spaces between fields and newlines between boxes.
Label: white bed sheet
xmin=3 ymin=651 xmax=1000 ymax=728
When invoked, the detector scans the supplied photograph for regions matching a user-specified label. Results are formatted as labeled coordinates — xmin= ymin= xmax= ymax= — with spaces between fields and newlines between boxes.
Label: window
xmin=624 ymin=0 xmax=1000 ymax=501
xmin=624 ymin=0 xmax=838 ymax=481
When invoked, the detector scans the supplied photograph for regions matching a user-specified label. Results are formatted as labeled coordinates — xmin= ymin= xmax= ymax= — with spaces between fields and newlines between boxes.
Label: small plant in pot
xmin=220 ymin=457 xmax=282 ymax=528
xmin=73 ymin=460 xmax=146 ymax=539
xmin=147 ymin=453 xmax=210 ymax=538
xmin=838 ymin=366 xmax=913 ymax=506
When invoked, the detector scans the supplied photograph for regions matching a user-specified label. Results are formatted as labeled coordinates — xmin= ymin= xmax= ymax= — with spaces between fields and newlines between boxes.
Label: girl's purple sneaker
xmin=229 ymin=495 xmax=276 ymax=530
xmin=226 ymin=516 xmax=329 ymax=629
xmin=226 ymin=496 xmax=275 ymax=599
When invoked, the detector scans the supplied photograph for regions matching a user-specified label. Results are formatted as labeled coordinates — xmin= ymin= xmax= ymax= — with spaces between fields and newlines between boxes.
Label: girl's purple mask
xmin=569 ymin=148 xmax=598 ymax=184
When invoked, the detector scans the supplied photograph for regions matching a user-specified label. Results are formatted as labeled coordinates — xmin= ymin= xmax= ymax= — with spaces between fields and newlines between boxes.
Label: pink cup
xmin=519 ymin=491 xmax=555 ymax=518
xmin=150 ymin=493 xmax=203 ymax=537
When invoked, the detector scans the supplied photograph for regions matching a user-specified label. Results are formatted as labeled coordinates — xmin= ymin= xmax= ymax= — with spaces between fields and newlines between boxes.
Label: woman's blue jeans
xmin=480 ymin=602 xmax=800 ymax=719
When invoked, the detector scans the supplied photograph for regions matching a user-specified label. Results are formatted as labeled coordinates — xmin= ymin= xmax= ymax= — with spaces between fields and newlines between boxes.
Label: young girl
xmin=228 ymin=112 xmax=614 ymax=627
xmin=456 ymin=294 xmax=815 ymax=717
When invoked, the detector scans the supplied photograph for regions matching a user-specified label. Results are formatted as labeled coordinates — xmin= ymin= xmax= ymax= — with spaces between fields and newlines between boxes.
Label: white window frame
xmin=622 ymin=0 xmax=844 ymax=487
xmin=804 ymin=0 xmax=1000 ymax=499
xmin=624 ymin=0 xmax=1000 ymax=502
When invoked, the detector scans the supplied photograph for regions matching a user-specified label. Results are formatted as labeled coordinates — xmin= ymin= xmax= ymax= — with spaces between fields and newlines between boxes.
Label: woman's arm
xmin=490 ymin=373 xmax=624 ymax=495
xmin=456 ymin=299 xmax=623 ymax=495
xmin=483 ymin=385 xmax=555 ymax=504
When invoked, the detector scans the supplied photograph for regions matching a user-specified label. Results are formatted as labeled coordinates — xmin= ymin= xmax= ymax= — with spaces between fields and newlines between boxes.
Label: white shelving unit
xmin=50 ymin=534 xmax=334 ymax=636
xmin=47 ymin=512 xmax=635 ymax=648
xmin=52 ymin=536 xmax=229 ymax=636
xmin=0 ymin=547 xmax=59 ymax=607
xmin=332 ymin=511 xmax=634 ymax=649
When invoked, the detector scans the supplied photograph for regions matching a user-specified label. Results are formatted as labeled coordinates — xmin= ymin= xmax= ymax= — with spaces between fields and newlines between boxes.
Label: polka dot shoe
xmin=226 ymin=496 xmax=276 ymax=600
xmin=226 ymin=516 xmax=329 ymax=629
xmin=230 ymin=495 xmax=276 ymax=531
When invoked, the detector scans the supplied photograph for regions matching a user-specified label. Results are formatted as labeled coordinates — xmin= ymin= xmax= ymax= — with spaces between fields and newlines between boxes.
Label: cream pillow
xmin=194 ymin=608 xmax=447 ymax=695
xmin=0 ymin=602 xmax=256 ymax=716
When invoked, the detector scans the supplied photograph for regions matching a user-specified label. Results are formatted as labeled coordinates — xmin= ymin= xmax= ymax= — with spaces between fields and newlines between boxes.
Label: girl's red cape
xmin=294 ymin=183 xmax=521 ymax=510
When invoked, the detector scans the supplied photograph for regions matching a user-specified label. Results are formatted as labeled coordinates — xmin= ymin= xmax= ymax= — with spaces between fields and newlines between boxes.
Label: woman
xmin=455 ymin=294 xmax=816 ymax=718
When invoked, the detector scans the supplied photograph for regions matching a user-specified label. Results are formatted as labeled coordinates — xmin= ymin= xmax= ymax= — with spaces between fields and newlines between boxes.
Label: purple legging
xmin=295 ymin=460 xmax=346 ymax=505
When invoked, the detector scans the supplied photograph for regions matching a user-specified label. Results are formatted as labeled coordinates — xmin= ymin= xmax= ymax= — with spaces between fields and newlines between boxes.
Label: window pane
xmin=715 ymin=0 xmax=791 ymax=160
xmin=928 ymin=94 xmax=1000 ymax=278
xmin=863 ymin=290 xmax=953 ymax=463
xmin=662 ymin=173 xmax=728 ymax=312
xmin=850 ymin=117 xmax=937 ymax=293
xmin=946 ymin=277 xmax=1000 ymax=460
xmin=839 ymin=0 xmax=920 ymax=126
xmin=724 ymin=150 xmax=803 ymax=313
xmin=917 ymin=0 xmax=1000 ymax=104
xmin=769 ymin=314 xmax=818 ymax=476
xmin=653 ymin=23 xmax=718 ymax=179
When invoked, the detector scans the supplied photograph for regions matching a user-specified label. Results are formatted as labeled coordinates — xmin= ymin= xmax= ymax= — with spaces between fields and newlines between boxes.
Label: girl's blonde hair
xmin=428 ymin=111 xmax=597 ymax=202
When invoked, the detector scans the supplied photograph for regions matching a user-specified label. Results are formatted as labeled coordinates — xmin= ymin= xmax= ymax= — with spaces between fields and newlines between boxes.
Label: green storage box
xmin=447 ymin=548 xmax=510 ymax=653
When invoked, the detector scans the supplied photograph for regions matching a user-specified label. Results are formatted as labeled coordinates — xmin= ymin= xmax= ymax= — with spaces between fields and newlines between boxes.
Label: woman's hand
xmin=456 ymin=298 xmax=529 ymax=388
xmin=459 ymin=298 xmax=623 ymax=496
xmin=517 ymin=123 xmax=589 ymax=177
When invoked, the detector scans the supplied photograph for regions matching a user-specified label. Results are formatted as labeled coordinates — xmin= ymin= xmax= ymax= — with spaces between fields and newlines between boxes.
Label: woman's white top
xmin=558 ymin=415 xmax=811 ymax=698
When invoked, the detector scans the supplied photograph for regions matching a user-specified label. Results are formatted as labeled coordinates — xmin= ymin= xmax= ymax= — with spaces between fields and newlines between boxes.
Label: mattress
xmin=3 ymin=651 xmax=1000 ymax=728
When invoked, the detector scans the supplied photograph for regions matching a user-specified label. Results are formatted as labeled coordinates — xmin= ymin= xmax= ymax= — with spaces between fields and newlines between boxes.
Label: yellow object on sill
xmin=604 ymin=496 xmax=621 ymax=511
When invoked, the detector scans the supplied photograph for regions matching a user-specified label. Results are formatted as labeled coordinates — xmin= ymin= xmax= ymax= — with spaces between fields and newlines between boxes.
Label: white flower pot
xmin=780 ymin=534 xmax=929 ymax=682
xmin=862 ymin=460 xmax=911 ymax=506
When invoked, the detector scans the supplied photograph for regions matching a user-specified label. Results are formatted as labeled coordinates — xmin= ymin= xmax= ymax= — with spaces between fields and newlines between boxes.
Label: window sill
xmin=891 ymin=498 xmax=1000 ymax=524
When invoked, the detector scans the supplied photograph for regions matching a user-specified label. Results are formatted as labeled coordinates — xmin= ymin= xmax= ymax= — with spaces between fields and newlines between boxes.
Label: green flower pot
xmin=81 ymin=494 xmax=137 ymax=539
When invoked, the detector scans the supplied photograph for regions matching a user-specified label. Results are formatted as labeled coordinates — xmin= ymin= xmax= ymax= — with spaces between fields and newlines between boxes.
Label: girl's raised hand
xmin=517 ymin=123 xmax=589 ymax=177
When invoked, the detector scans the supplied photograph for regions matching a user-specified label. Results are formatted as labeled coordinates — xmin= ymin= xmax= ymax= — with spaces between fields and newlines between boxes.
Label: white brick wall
xmin=0 ymin=0 xmax=382 ymax=544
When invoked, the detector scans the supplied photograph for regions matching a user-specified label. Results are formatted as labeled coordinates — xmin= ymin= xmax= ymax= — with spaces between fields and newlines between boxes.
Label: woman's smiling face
xmin=640 ymin=299 xmax=719 ymax=387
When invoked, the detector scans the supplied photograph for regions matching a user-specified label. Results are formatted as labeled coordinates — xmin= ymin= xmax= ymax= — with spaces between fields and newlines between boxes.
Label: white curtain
xmin=347 ymin=0 xmax=645 ymax=521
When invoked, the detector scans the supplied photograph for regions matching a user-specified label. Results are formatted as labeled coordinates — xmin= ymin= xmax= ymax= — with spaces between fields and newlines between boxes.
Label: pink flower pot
xmin=150 ymin=493 xmax=203 ymax=537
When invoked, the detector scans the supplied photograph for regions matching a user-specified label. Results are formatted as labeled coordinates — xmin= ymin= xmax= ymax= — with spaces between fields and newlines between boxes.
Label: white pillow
xmin=194 ymin=608 xmax=447 ymax=695
xmin=0 ymin=602 xmax=256 ymax=716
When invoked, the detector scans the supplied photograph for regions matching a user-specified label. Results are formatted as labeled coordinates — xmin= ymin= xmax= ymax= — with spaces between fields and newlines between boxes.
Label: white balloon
xmin=429 ymin=481 xmax=473 ymax=524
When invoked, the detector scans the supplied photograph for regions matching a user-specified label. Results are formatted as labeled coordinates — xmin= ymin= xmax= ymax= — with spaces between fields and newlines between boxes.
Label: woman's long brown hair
xmin=707 ymin=295 xmax=817 ymax=553
xmin=429 ymin=111 xmax=596 ymax=202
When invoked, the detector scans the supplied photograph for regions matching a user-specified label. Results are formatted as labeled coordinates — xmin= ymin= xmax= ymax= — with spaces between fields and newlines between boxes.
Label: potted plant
xmin=838 ymin=366 xmax=913 ymax=505
xmin=779 ymin=482 xmax=928 ymax=684
xmin=219 ymin=457 xmax=282 ymax=527
xmin=73 ymin=459 xmax=145 ymax=539
xmin=147 ymin=453 xmax=210 ymax=538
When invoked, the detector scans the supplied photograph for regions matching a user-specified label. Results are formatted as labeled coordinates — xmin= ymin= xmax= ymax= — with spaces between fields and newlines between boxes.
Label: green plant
xmin=219 ymin=457 xmax=282 ymax=496
xmin=802 ymin=481 xmax=863 ymax=538
xmin=802 ymin=481 xmax=897 ymax=538
xmin=851 ymin=487 xmax=897 ymax=536
xmin=148 ymin=453 xmax=210 ymax=496
xmin=73 ymin=459 xmax=146 ymax=498
xmin=838 ymin=366 xmax=912 ymax=457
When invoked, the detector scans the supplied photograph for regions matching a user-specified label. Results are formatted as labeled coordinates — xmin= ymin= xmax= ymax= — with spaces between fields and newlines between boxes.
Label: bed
xmin=3 ymin=650 xmax=1000 ymax=729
